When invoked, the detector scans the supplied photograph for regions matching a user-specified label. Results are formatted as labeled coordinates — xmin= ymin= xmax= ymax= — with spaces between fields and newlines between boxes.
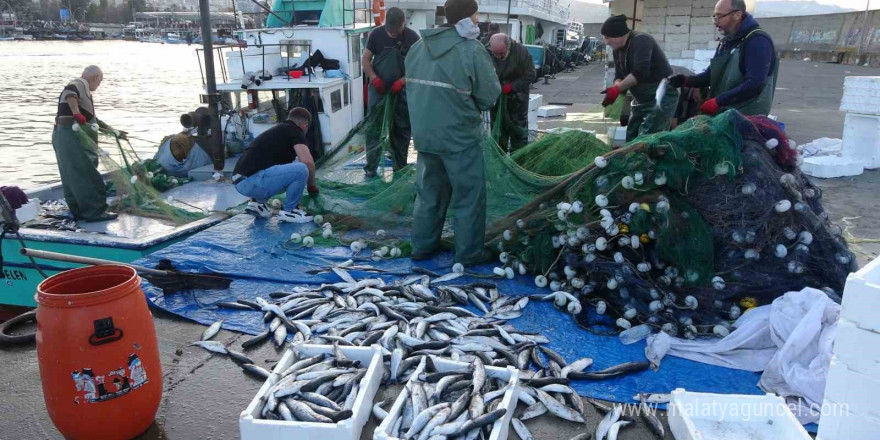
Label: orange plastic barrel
xmin=36 ymin=265 xmax=162 ymax=440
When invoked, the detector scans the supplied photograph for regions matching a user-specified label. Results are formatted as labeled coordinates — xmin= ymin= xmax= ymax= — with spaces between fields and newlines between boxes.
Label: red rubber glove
xmin=371 ymin=77 xmax=387 ymax=95
xmin=700 ymin=98 xmax=720 ymax=115
xmin=308 ymin=184 xmax=320 ymax=196
xmin=502 ymin=83 xmax=513 ymax=95
xmin=391 ymin=79 xmax=405 ymax=94
xmin=73 ymin=113 xmax=87 ymax=124
xmin=601 ymin=85 xmax=621 ymax=107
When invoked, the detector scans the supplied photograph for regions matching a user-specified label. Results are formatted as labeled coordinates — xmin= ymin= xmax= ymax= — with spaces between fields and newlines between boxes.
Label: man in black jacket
xmin=232 ymin=107 xmax=317 ymax=222
xmin=489 ymin=33 xmax=536 ymax=152
xmin=600 ymin=15 xmax=679 ymax=142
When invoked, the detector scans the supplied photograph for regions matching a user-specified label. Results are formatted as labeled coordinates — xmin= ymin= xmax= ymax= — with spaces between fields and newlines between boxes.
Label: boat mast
xmin=198 ymin=0 xmax=225 ymax=172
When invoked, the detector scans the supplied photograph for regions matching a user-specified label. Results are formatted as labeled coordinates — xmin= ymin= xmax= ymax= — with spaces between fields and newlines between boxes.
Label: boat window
xmin=349 ymin=34 xmax=362 ymax=79
xmin=344 ymin=84 xmax=350 ymax=106
xmin=330 ymin=90 xmax=343 ymax=113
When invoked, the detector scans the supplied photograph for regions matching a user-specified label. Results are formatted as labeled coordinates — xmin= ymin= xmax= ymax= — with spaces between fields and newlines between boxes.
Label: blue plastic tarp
xmin=135 ymin=214 xmax=778 ymax=409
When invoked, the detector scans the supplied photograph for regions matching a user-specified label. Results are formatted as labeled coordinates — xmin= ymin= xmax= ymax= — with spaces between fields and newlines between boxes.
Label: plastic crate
xmin=374 ymin=356 xmax=519 ymax=440
xmin=667 ymin=389 xmax=811 ymax=440
xmin=240 ymin=344 xmax=383 ymax=440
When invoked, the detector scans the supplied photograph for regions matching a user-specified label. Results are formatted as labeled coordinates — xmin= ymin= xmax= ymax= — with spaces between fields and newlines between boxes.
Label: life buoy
xmin=372 ymin=0 xmax=386 ymax=26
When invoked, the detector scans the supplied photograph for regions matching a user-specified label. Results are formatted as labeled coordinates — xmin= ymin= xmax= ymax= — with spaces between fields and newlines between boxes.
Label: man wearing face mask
xmin=405 ymin=0 xmax=502 ymax=265
xmin=489 ymin=33 xmax=536 ymax=152
xmin=667 ymin=0 xmax=777 ymax=116
xmin=600 ymin=15 xmax=679 ymax=142
xmin=361 ymin=7 xmax=420 ymax=177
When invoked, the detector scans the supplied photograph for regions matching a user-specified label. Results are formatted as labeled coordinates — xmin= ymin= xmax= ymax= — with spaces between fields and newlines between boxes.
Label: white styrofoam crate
xmin=816 ymin=401 xmax=880 ymax=440
xmin=667 ymin=389 xmax=811 ymax=440
xmin=665 ymin=15 xmax=691 ymax=26
xmin=692 ymin=60 xmax=711 ymax=72
xmin=801 ymin=155 xmax=865 ymax=178
xmin=667 ymin=6 xmax=692 ymax=15
xmin=668 ymin=58 xmax=694 ymax=69
xmin=823 ymin=358 xmax=880 ymax=419
xmin=528 ymin=120 xmax=537 ymax=131
xmin=15 ymin=199 xmax=39 ymax=223
xmin=665 ymin=24 xmax=690 ymax=34
xmin=694 ymin=49 xmax=716 ymax=61
xmin=240 ymin=344 xmax=383 ymax=440
xmin=528 ymin=94 xmax=542 ymax=111
xmin=667 ymin=33 xmax=690 ymax=44
xmin=641 ymin=24 xmax=665 ymax=35
xmin=643 ymin=6 xmax=667 ymax=17
xmin=374 ymin=356 xmax=519 ymax=440
xmin=840 ymin=255 xmax=880 ymax=333
xmin=841 ymin=112 xmax=880 ymax=168
xmin=832 ymin=320 xmax=880 ymax=376
xmin=537 ymin=105 xmax=566 ymax=118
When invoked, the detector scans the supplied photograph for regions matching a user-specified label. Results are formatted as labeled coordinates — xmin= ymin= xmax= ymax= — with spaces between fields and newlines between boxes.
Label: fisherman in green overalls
xmin=668 ymin=0 xmax=778 ymax=117
xmin=52 ymin=65 xmax=119 ymax=222
xmin=361 ymin=7 xmax=420 ymax=178
xmin=405 ymin=0 xmax=501 ymax=265
xmin=600 ymin=15 xmax=679 ymax=142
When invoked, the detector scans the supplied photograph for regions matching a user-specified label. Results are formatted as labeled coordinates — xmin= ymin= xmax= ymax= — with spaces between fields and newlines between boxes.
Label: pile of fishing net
xmin=485 ymin=110 xmax=856 ymax=338
xmin=300 ymin=95 xmax=590 ymax=234
xmin=73 ymin=123 xmax=206 ymax=225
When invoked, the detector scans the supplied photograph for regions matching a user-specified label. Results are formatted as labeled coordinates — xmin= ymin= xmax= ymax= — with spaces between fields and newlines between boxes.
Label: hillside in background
xmin=754 ymin=1 xmax=856 ymax=17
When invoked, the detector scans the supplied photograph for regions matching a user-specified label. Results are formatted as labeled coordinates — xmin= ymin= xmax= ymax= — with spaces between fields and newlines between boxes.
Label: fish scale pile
xmin=193 ymin=265 xmax=660 ymax=440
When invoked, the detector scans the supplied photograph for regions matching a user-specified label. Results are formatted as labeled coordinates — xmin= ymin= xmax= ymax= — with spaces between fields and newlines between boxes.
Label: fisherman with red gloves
xmin=600 ymin=15 xmax=679 ymax=142
xmin=667 ymin=0 xmax=778 ymax=117
xmin=488 ymin=32 xmax=536 ymax=152
xmin=52 ymin=65 xmax=118 ymax=222
xmin=360 ymin=7 xmax=420 ymax=178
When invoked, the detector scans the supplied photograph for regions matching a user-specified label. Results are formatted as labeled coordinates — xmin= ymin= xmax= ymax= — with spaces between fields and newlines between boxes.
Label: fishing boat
xmin=0 ymin=0 xmax=376 ymax=308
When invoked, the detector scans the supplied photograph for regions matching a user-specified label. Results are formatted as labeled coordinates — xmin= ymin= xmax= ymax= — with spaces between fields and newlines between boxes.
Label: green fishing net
xmin=511 ymin=130 xmax=610 ymax=176
xmin=75 ymin=123 xmax=206 ymax=225
xmin=603 ymin=95 xmax=625 ymax=120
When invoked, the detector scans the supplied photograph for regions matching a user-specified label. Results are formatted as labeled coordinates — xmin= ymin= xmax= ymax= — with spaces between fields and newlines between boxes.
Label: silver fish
xmin=607 ymin=420 xmax=631 ymax=440
xmin=595 ymin=404 xmax=622 ymax=440
xmin=511 ymin=418 xmax=534 ymax=440
xmin=655 ymin=77 xmax=669 ymax=110
xmin=640 ymin=401 xmax=665 ymax=439
xmin=561 ymin=358 xmax=594 ymax=378
xmin=430 ymin=272 xmax=463 ymax=285
xmin=534 ymin=388 xmax=585 ymax=423
xmin=634 ymin=392 xmax=670 ymax=404
xmin=519 ymin=401 xmax=547 ymax=420
xmin=201 ymin=319 xmax=224 ymax=341
xmin=192 ymin=340 xmax=227 ymax=354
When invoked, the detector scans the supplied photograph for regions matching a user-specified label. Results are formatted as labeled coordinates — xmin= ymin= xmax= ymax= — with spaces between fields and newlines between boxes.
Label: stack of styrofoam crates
xmin=839 ymin=76 xmax=880 ymax=169
xmin=817 ymin=256 xmax=880 ymax=440
xmin=528 ymin=94 xmax=542 ymax=131
xmin=804 ymin=76 xmax=880 ymax=178
xmin=643 ymin=0 xmax=716 ymax=72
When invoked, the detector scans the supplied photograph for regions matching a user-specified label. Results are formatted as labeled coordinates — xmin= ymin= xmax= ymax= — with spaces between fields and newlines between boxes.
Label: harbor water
xmin=0 ymin=41 xmax=205 ymax=189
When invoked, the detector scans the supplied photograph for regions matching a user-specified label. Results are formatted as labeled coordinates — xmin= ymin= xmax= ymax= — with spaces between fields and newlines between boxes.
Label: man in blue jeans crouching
xmin=232 ymin=107 xmax=319 ymax=222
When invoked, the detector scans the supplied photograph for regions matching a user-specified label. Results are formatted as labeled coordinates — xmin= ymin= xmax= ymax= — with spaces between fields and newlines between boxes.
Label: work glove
xmin=371 ymin=77 xmax=387 ymax=95
xmin=73 ymin=113 xmax=87 ymax=125
xmin=391 ymin=79 xmax=405 ymax=94
xmin=308 ymin=184 xmax=320 ymax=196
xmin=700 ymin=98 xmax=720 ymax=116
xmin=601 ymin=85 xmax=621 ymax=107
xmin=502 ymin=83 xmax=513 ymax=95
xmin=668 ymin=74 xmax=688 ymax=89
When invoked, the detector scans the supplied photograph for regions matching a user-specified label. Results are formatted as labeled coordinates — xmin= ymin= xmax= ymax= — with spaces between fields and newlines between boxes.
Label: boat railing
xmin=238 ymin=0 xmax=372 ymax=28
xmin=195 ymin=41 xmax=323 ymax=88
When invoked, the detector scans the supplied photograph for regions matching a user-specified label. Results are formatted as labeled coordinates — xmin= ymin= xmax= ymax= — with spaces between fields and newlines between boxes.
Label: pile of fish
xmin=257 ymin=346 xmax=364 ymax=422
xmin=191 ymin=265 xmax=661 ymax=438
xmin=373 ymin=356 xmax=511 ymax=440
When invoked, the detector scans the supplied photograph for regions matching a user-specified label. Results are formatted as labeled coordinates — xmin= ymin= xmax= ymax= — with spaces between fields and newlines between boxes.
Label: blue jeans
xmin=235 ymin=162 xmax=308 ymax=211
